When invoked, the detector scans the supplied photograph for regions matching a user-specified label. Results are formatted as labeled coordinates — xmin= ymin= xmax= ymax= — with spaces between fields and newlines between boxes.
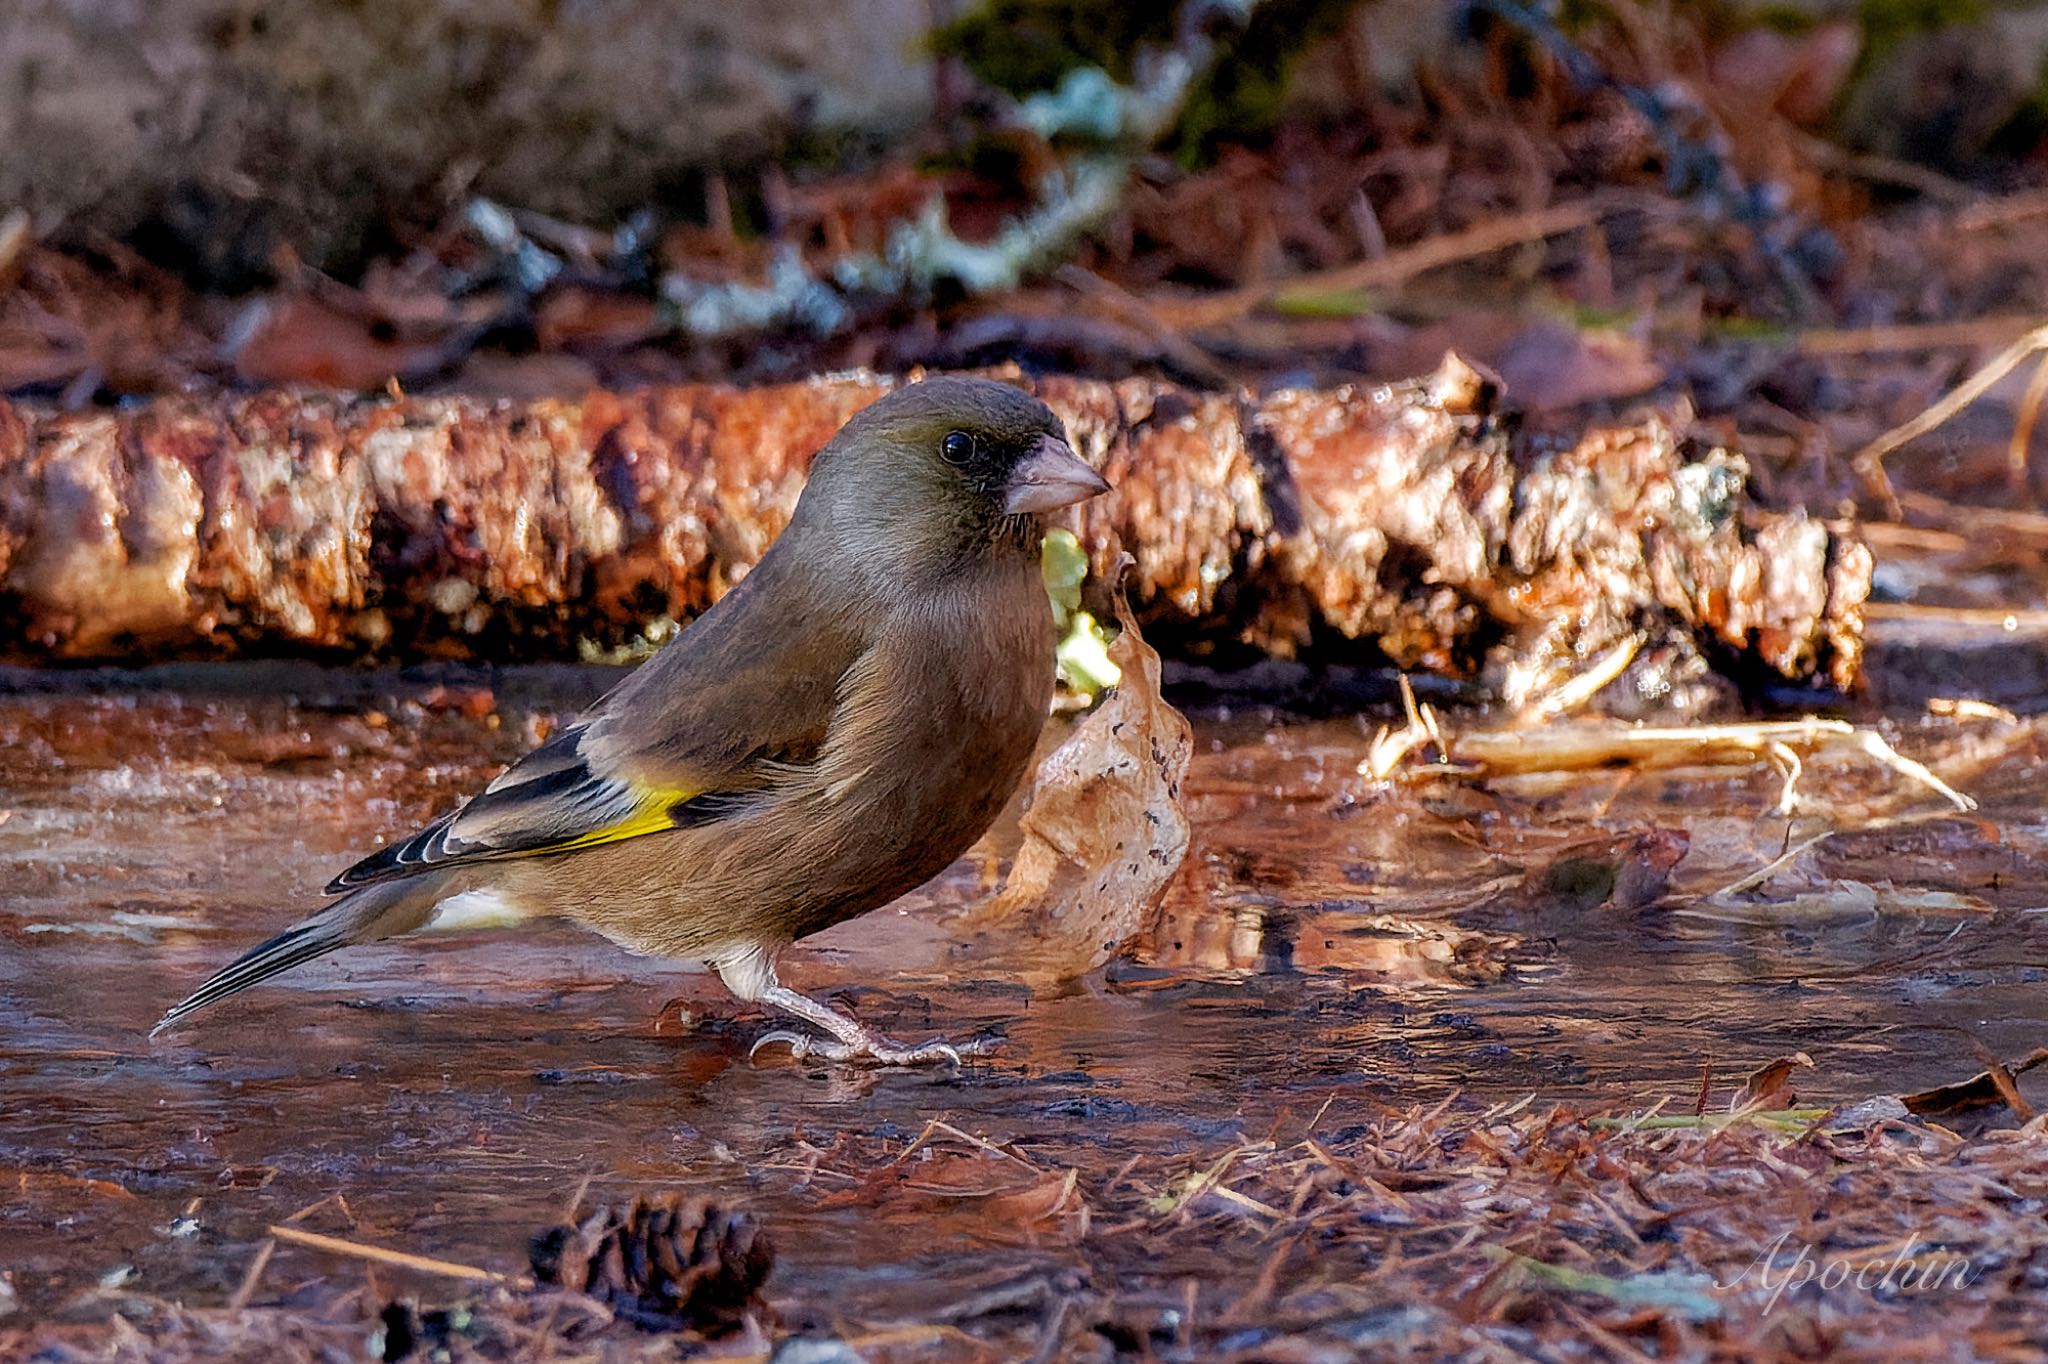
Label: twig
xmin=1365 ymin=717 xmax=1976 ymax=813
xmin=1587 ymin=1109 xmax=1828 ymax=1132
xmin=280 ymin=1192 xmax=356 ymax=1227
xmin=559 ymin=1173 xmax=594 ymax=1223
xmin=1765 ymin=739 xmax=1804 ymax=813
xmin=1858 ymin=522 xmax=1969 ymax=552
xmin=1865 ymin=602 xmax=2048 ymax=629
xmin=1927 ymin=697 xmax=2019 ymax=724
xmin=1350 ymin=189 xmax=1388 ymax=259
xmin=1518 ymin=632 xmax=1642 ymax=722
xmin=265 ymin=1224 xmax=529 ymax=1286
xmin=1030 ymin=1295 xmax=1074 ymax=1364
xmin=1956 ymin=188 xmax=2048 ymax=232
xmin=1796 ymin=315 xmax=2039 ymax=356
xmin=893 ymin=1117 xmax=1041 ymax=1170
xmin=1798 ymin=136 xmax=1981 ymax=206
xmin=1909 ymin=488 xmax=2048 ymax=546
xmin=2010 ymin=351 xmax=2048 ymax=495
xmin=226 ymin=1238 xmax=276 ymax=1312
xmin=1154 ymin=197 xmax=1626 ymax=330
xmin=1707 ymin=830 xmax=1836 ymax=899
xmin=1054 ymin=264 xmax=1233 ymax=388
xmin=1850 ymin=321 xmax=2048 ymax=517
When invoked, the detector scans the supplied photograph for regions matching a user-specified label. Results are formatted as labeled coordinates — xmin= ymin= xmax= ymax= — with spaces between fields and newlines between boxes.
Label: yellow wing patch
xmin=537 ymin=784 xmax=702 ymax=856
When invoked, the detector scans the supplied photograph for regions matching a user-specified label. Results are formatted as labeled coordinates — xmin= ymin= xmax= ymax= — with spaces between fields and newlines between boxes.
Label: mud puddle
xmin=2 ymin=673 xmax=2045 ymax=1352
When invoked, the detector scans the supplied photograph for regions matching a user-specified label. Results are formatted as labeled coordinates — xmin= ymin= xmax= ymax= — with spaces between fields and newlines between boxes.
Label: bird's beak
xmin=1004 ymin=434 xmax=1111 ymax=515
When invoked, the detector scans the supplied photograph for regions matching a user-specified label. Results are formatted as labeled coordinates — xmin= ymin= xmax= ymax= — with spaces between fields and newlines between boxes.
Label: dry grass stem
xmin=1850 ymin=321 xmax=2048 ymax=515
xmin=1155 ymin=197 xmax=1625 ymax=329
xmin=265 ymin=1224 xmax=529 ymax=1287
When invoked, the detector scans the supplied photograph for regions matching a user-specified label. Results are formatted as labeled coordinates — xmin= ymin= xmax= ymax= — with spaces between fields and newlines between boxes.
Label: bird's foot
xmin=720 ymin=961 xmax=996 ymax=1067
xmin=748 ymin=1027 xmax=996 ymax=1067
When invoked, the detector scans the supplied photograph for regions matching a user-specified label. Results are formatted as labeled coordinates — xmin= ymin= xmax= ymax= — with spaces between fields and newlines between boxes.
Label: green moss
xmin=1268 ymin=285 xmax=1377 ymax=317
xmin=1170 ymin=0 xmax=1360 ymax=163
xmin=933 ymin=0 xmax=1361 ymax=164
xmin=932 ymin=1 xmax=1171 ymax=97
xmin=1857 ymin=0 xmax=1990 ymax=55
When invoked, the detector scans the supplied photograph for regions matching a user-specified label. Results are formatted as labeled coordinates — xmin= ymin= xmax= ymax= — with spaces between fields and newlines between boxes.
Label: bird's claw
xmin=747 ymin=1028 xmax=818 ymax=1061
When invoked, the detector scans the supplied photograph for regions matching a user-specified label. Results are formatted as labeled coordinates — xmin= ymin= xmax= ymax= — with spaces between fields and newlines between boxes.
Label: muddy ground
xmin=3 ymin=665 xmax=2044 ymax=1361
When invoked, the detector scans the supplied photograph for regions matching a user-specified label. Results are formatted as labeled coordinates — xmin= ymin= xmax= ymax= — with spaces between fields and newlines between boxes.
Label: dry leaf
xmin=1709 ymin=21 xmax=1861 ymax=127
xmin=1517 ymin=829 xmax=1690 ymax=913
xmin=1900 ymin=1048 xmax=2048 ymax=1119
xmin=1289 ymin=909 xmax=1518 ymax=987
xmin=1494 ymin=320 xmax=1665 ymax=413
xmin=1733 ymin=1052 xmax=1814 ymax=1112
xmin=958 ymin=574 xmax=1193 ymax=986
xmin=228 ymin=294 xmax=455 ymax=389
xmin=818 ymin=1152 xmax=1089 ymax=1248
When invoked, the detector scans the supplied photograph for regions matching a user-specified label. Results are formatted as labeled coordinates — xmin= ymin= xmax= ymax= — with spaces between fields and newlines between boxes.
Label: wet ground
xmin=3 ymin=667 xmax=2046 ymax=1358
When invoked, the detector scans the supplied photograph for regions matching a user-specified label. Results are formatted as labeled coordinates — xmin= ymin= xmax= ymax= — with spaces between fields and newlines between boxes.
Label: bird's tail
xmin=151 ymin=875 xmax=445 ymax=1038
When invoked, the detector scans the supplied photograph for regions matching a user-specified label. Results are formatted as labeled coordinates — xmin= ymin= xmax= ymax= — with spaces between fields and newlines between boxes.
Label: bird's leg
xmin=713 ymin=946 xmax=989 ymax=1066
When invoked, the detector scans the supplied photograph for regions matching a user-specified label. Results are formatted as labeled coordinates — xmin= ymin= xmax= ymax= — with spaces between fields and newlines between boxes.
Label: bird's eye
xmin=941 ymin=431 xmax=974 ymax=466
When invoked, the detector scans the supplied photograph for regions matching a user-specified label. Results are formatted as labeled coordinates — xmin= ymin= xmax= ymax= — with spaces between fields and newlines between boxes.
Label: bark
xmin=0 ymin=357 xmax=1869 ymax=695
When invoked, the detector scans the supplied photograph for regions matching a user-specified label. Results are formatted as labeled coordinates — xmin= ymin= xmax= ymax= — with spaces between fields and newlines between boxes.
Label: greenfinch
xmin=155 ymin=377 xmax=1111 ymax=1064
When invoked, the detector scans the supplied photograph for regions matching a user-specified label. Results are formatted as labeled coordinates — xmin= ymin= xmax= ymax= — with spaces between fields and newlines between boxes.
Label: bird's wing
xmin=329 ymin=550 xmax=859 ymax=894
xmin=325 ymin=722 xmax=748 ymax=892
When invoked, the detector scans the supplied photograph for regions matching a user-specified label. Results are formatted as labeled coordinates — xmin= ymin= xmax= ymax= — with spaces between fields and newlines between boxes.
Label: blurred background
xmin=3 ymin=0 xmax=2045 ymax=424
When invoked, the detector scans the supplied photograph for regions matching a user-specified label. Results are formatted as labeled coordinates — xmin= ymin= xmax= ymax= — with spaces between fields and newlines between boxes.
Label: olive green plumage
xmin=156 ymin=377 xmax=1111 ymax=1064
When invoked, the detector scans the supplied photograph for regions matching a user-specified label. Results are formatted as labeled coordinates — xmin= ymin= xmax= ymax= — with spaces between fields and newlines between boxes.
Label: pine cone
xmin=530 ymin=1194 xmax=773 ymax=1333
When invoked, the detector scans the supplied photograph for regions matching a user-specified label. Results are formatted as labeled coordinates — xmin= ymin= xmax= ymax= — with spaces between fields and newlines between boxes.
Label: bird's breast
xmin=771 ymin=559 xmax=1055 ymax=933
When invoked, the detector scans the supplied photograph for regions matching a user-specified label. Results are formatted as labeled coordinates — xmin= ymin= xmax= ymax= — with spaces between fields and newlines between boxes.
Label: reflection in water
xmin=2 ymin=679 xmax=2044 ymax=1321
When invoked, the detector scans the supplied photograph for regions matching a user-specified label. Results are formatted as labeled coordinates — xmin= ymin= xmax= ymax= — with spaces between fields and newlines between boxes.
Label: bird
xmin=153 ymin=376 xmax=1112 ymax=1064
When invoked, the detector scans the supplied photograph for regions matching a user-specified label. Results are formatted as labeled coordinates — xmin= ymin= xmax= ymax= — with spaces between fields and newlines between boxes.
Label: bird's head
xmin=799 ymin=377 xmax=1111 ymax=568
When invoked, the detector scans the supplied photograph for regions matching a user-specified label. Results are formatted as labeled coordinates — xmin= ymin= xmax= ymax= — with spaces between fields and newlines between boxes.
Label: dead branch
xmin=1364 ymin=712 xmax=1975 ymax=815
xmin=0 ymin=358 xmax=1869 ymax=694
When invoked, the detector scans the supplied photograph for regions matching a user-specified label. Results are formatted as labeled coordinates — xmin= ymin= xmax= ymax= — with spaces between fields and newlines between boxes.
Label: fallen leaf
xmin=228 ymin=294 xmax=456 ymax=390
xmin=1288 ymin=909 xmax=1518 ymax=987
xmin=5 ymin=1168 xmax=136 ymax=1201
xmin=1519 ymin=829 xmax=1690 ymax=912
xmin=1494 ymin=320 xmax=1664 ymax=413
xmin=416 ymin=684 xmax=498 ymax=719
xmin=535 ymin=286 xmax=663 ymax=352
xmin=1733 ymin=1052 xmax=1814 ymax=1112
xmin=1710 ymin=21 xmax=1861 ymax=127
xmin=1879 ymin=885 xmax=1995 ymax=916
xmin=956 ymin=568 xmax=1193 ymax=985
xmin=1901 ymin=1047 xmax=2048 ymax=1119
xmin=818 ymin=1151 xmax=1088 ymax=1247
